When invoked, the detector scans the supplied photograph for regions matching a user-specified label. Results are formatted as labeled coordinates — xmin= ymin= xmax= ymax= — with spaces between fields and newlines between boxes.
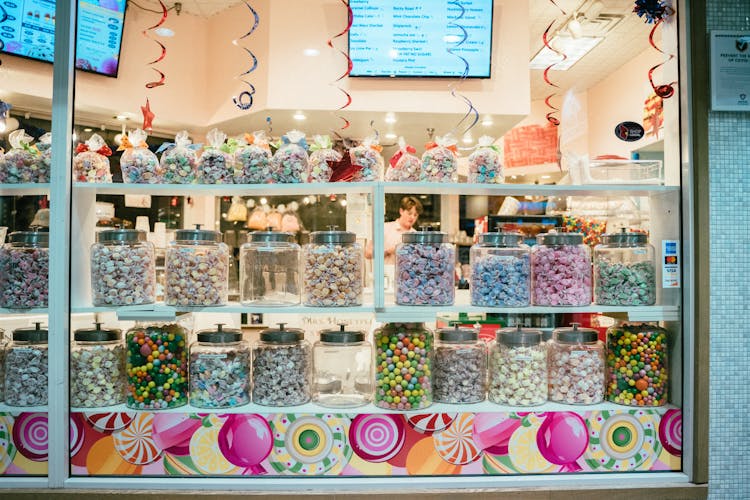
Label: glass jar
xmin=606 ymin=323 xmax=668 ymax=407
xmin=0 ymin=328 xmax=5 ymax=402
xmin=252 ymin=323 xmax=311 ymax=406
xmin=594 ymin=230 xmax=656 ymax=306
xmin=165 ymin=225 xmax=229 ymax=306
xmin=313 ymin=324 xmax=372 ymax=408
xmin=395 ymin=230 xmax=455 ymax=305
xmin=90 ymin=229 xmax=156 ymax=306
xmin=548 ymin=323 xmax=605 ymax=405
xmin=125 ymin=322 xmax=189 ymax=409
xmin=374 ymin=323 xmax=433 ymax=410
xmin=470 ymin=231 xmax=530 ymax=307
xmin=302 ymin=228 xmax=363 ymax=307
xmin=433 ymin=326 xmax=486 ymax=404
xmin=189 ymin=324 xmax=251 ymax=408
xmin=489 ymin=326 xmax=547 ymax=406
xmin=71 ymin=323 xmax=127 ymax=407
xmin=0 ymin=230 xmax=49 ymax=308
xmin=240 ymin=230 xmax=300 ymax=306
xmin=4 ymin=323 xmax=48 ymax=406
xmin=531 ymin=232 xmax=592 ymax=306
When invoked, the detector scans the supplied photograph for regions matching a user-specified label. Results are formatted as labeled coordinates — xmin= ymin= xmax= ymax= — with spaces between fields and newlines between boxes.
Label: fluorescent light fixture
xmin=293 ymin=112 xmax=306 ymax=121
xmin=481 ymin=117 xmax=493 ymax=126
xmin=84 ymin=128 xmax=93 ymax=132
xmin=541 ymin=175 xmax=552 ymax=179
xmin=115 ymin=114 xmax=129 ymax=121
xmin=529 ymin=35 xmax=603 ymax=70
xmin=384 ymin=132 xmax=397 ymax=140
xmin=384 ymin=113 xmax=397 ymax=124
xmin=303 ymin=48 xmax=320 ymax=57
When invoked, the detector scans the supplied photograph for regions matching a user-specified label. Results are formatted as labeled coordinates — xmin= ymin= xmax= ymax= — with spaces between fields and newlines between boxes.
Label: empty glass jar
xmin=594 ymin=230 xmax=656 ymax=306
xmin=470 ymin=231 xmax=530 ymax=307
xmin=302 ymin=228 xmax=363 ymax=307
xmin=395 ymin=229 xmax=455 ymax=305
xmin=433 ymin=326 xmax=486 ymax=404
xmin=0 ymin=230 xmax=49 ymax=308
xmin=71 ymin=323 xmax=127 ymax=407
xmin=4 ymin=323 xmax=48 ymax=406
xmin=313 ymin=324 xmax=372 ymax=408
xmin=252 ymin=323 xmax=311 ymax=406
xmin=190 ymin=324 xmax=250 ymax=408
xmin=489 ymin=326 xmax=547 ymax=406
xmin=532 ymin=232 xmax=592 ymax=306
xmin=90 ymin=229 xmax=156 ymax=306
xmin=548 ymin=323 xmax=605 ymax=405
xmin=240 ymin=230 xmax=300 ymax=306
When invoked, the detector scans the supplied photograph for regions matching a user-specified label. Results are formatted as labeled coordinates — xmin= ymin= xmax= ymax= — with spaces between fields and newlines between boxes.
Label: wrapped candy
xmin=73 ymin=133 xmax=113 ymax=183
xmin=119 ymin=128 xmax=160 ymax=184
xmin=234 ymin=131 xmax=272 ymax=184
xmin=421 ymin=134 xmax=458 ymax=183
xmin=35 ymin=133 xmax=52 ymax=183
xmin=468 ymin=135 xmax=503 ymax=183
xmin=158 ymin=131 xmax=199 ymax=184
xmin=270 ymin=130 xmax=308 ymax=183
xmin=0 ymin=130 xmax=40 ymax=184
xmin=385 ymin=137 xmax=420 ymax=181
xmin=197 ymin=128 xmax=235 ymax=184
xmin=306 ymin=134 xmax=340 ymax=183
xmin=349 ymin=135 xmax=383 ymax=182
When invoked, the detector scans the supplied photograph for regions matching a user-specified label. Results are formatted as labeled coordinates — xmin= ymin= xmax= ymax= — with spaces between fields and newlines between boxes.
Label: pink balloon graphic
xmin=536 ymin=412 xmax=589 ymax=469
xmin=218 ymin=414 xmax=272 ymax=474
xmin=472 ymin=413 xmax=522 ymax=454
xmin=152 ymin=414 xmax=202 ymax=456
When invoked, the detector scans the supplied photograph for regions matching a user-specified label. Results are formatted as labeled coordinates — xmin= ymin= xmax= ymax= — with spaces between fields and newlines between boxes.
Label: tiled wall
xmin=707 ymin=2 xmax=750 ymax=499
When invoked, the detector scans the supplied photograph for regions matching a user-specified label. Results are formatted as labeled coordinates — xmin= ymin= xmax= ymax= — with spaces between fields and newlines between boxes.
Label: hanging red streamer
xmin=327 ymin=0 xmax=353 ymax=130
xmin=232 ymin=2 xmax=260 ymax=110
xmin=646 ymin=18 xmax=677 ymax=98
xmin=142 ymin=0 xmax=168 ymax=89
xmin=447 ymin=1 xmax=479 ymax=137
xmin=542 ymin=1 xmax=567 ymax=126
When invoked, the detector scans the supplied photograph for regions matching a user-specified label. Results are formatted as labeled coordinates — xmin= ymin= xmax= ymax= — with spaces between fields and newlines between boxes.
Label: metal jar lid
xmin=553 ymin=323 xmax=599 ymax=344
xmin=319 ymin=324 xmax=365 ymax=343
xmin=260 ymin=323 xmax=305 ymax=344
xmin=479 ymin=231 xmax=524 ymax=247
xmin=497 ymin=325 xmax=542 ymax=347
xmin=310 ymin=226 xmax=356 ymax=245
xmin=438 ymin=325 xmax=478 ymax=343
xmin=197 ymin=323 xmax=243 ymax=343
xmin=174 ymin=224 xmax=222 ymax=243
xmin=249 ymin=229 xmax=295 ymax=243
xmin=13 ymin=322 xmax=48 ymax=342
xmin=74 ymin=322 xmax=122 ymax=342
xmin=600 ymin=228 xmax=648 ymax=246
xmin=96 ymin=229 xmax=147 ymax=243
xmin=537 ymin=232 xmax=583 ymax=246
xmin=7 ymin=230 xmax=49 ymax=247
xmin=402 ymin=227 xmax=447 ymax=244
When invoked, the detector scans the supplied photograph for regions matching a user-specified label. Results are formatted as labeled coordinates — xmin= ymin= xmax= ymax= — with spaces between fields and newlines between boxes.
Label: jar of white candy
xmin=190 ymin=324 xmax=250 ymax=409
xmin=433 ymin=326 xmax=486 ymax=404
xmin=302 ymin=227 xmax=363 ymax=307
xmin=91 ymin=229 xmax=156 ymax=306
xmin=71 ymin=323 xmax=127 ymax=407
xmin=252 ymin=323 xmax=311 ymax=406
xmin=489 ymin=326 xmax=547 ymax=406
xmin=548 ymin=323 xmax=605 ymax=405
xmin=240 ymin=230 xmax=300 ymax=306
xmin=0 ymin=328 xmax=6 ymax=402
xmin=313 ymin=324 xmax=372 ymax=408
xmin=4 ymin=323 xmax=48 ymax=407
xmin=594 ymin=229 xmax=656 ymax=306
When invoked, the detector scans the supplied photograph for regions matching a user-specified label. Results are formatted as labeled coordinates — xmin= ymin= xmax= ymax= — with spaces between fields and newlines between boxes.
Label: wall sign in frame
xmin=710 ymin=31 xmax=750 ymax=111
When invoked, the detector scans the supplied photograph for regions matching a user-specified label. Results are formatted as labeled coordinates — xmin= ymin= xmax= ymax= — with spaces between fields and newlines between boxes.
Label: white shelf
xmin=382 ymin=181 xmax=679 ymax=196
xmin=0 ymin=183 xmax=50 ymax=196
xmin=0 ymin=403 xmax=48 ymax=413
xmin=0 ymin=307 xmax=48 ymax=316
xmin=73 ymin=181 xmax=377 ymax=196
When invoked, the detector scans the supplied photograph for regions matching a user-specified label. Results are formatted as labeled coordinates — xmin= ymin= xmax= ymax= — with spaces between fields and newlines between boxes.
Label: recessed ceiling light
xmin=481 ymin=117 xmax=493 ymax=126
xmin=303 ymin=48 xmax=320 ymax=57
xmin=511 ymin=175 xmax=517 ymax=180
xmin=384 ymin=132 xmax=397 ymax=139
xmin=114 ymin=114 xmax=129 ymax=121
xmin=529 ymin=35 xmax=603 ymax=70
xmin=260 ymin=197 xmax=267 ymax=205
xmin=384 ymin=113 xmax=397 ymax=124
xmin=462 ymin=135 xmax=473 ymax=144
xmin=154 ymin=27 xmax=174 ymax=37
xmin=541 ymin=175 xmax=552 ymax=179
xmin=83 ymin=128 xmax=92 ymax=132
xmin=293 ymin=112 xmax=306 ymax=121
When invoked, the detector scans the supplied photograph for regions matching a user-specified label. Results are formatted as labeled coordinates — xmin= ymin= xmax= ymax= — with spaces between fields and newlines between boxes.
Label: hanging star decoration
xmin=633 ymin=0 xmax=674 ymax=23
xmin=141 ymin=99 xmax=155 ymax=132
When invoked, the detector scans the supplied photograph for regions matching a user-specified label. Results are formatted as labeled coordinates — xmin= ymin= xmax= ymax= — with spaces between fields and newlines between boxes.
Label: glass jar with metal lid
xmin=313 ymin=324 xmax=372 ymax=408
xmin=190 ymin=324 xmax=250 ymax=408
xmin=0 ymin=328 xmax=6 ymax=402
xmin=0 ymin=229 xmax=49 ymax=308
xmin=433 ymin=326 xmax=486 ymax=404
xmin=90 ymin=228 xmax=156 ymax=306
xmin=531 ymin=232 xmax=592 ymax=306
xmin=470 ymin=230 xmax=530 ymax=307
xmin=594 ymin=229 xmax=656 ymax=306
xmin=165 ymin=224 xmax=229 ymax=306
xmin=489 ymin=326 xmax=547 ymax=406
xmin=302 ymin=226 xmax=363 ymax=307
xmin=395 ymin=228 xmax=455 ymax=306
xmin=240 ymin=229 xmax=300 ymax=306
xmin=71 ymin=322 xmax=127 ymax=407
xmin=252 ymin=323 xmax=311 ymax=406
xmin=548 ymin=323 xmax=605 ymax=405
xmin=4 ymin=323 xmax=48 ymax=406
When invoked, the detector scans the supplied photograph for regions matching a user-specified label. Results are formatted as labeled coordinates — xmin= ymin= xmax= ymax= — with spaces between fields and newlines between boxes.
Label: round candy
xmin=482 ymin=451 xmax=519 ymax=474
xmin=152 ymin=413 xmax=202 ymax=454
xmin=658 ymin=409 xmax=682 ymax=456
xmin=163 ymin=452 xmax=201 ymax=475
xmin=407 ymin=413 xmax=456 ymax=434
xmin=70 ymin=414 xmax=85 ymax=457
xmin=189 ymin=424 xmax=239 ymax=474
xmin=536 ymin=412 xmax=589 ymax=466
xmin=584 ymin=410 xmax=662 ymax=471
xmin=269 ymin=414 xmax=351 ymax=475
xmin=405 ymin=437 xmax=461 ymax=475
xmin=113 ymin=413 xmax=163 ymax=465
xmin=218 ymin=414 xmax=273 ymax=471
xmin=0 ymin=415 xmax=17 ymax=474
xmin=343 ymin=453 xmax=393 ymax=475
xmin=472 ymin=413 xmax=522 ymax=454
xmin=12 ymin=412 xmax=48 ymax=462
xmin=386 ymin=416 xmax=423 ymax=467
xmin=86 ymin=435 xmax=142 ymax=475
xmin=432 ymin=413 xmax=481 ymax=465
xmin=507 ymin=414 xmax=556 ymax=473
xmin=349 ymin=414 xmax=405 ymax=462
xmin=84 ymin=411 xmax=135 ymax=432
xmin=606 ymin=325 xmax=669 ymax=407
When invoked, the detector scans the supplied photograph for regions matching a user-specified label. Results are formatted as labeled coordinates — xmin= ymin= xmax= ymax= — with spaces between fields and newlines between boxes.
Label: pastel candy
xmin=13 ymin=412 xmax=48 ymax=462
xmin=113 ymin=413 xmax=163 ymax=465
xmin=349 ymin=414 xmax=405 ymax=462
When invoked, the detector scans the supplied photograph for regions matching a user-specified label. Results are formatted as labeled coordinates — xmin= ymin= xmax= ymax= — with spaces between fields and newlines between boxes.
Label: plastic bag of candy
xmin=385 ymin=137 xmax=420 ymax=181
xmin=306 ymin=134 xmax=340 ymax=183
xmin=73 ymin=133 xmax=113 ymax=183
xmin=234 ymin=131 xmax=272 ymax=184
xmin=119 ymin=128 xmax=160 ymax=184
xmin=468 ymin=135 xmax=503 ymax=183
xmin=35 ymin=132 xmax=52 ymax=183
xmin=158 ymin=131 xmax=199 ymax=184
xmin=197 ymin=128 xmax=235 ymax=184
xmin=270 ymin=130 xmax=308 ymax=183
xmin=0 ymin=130 xmax=40 ymax=183
xmin=349 ymin=134 xmax=383 ymax=182
xmin=421 ymin=134 xmax=458 ymax=182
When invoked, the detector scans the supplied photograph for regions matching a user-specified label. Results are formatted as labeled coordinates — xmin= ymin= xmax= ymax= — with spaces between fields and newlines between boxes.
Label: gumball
xmin=218 ymin=414 xmax=272 ymax=472
xmin=536 ymin=412 xmax=589 ymax=466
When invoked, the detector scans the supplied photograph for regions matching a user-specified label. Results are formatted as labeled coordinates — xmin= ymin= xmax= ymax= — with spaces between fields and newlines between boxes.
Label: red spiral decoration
xmin=142 ymin=0 xmax=168 ymax=89
xmin=327 ymin=0 xmax=353 ymax=130
xmin=542 ymin=0 xmax=567 ymax=126
xmin=647 ymin=18 xmax=677 ymax=98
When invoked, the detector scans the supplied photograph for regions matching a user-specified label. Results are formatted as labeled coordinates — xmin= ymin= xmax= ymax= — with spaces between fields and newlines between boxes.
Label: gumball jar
xmin=71 ymin=323 xmax=127 ymax=407
xmin=532 ymin=232 xmax=592 ymax=306
xmin=252 ymin=323 xmax=311 ymax=406
xmin=189 ymin=324 xmax=251 ymax=409
xmin=489 ymin=326 xmax=547 ymax=406
xmin=90 ymin=229 xmax=156 ymax=306
xmin=470 ymin=231 xmax=530 ymax=307
xmin=4 ymin=323 xmax=48 ymax=407
xmin=313 ymin=324 xmax=373 ymax=408
xmin=548 ymin=323 xmax=605 ymax=405
xmin=0 ymin=230 xmax=49 ymax=308
xmin=126 ymin=322 xmax=189 ymax=410
xmin=395 ymin=229 xmax=455 ymax=306
xmin=594 ymin=229 xmax=656 ymax=306
xmin=373 ymin=322 xmax=433 ymax=410
xmin=302 ymin=228 xmax=363 ymax=307
xmin=606 ymin=323 xmax=669 ymax=407
xmin=433 ymin=326 xmax=486 ymax=404
xmin=240 ymin=230 xmax=300 ymax=306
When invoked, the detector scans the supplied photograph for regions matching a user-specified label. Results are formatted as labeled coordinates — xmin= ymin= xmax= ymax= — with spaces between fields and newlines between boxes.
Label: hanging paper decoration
xmin=634 ymin=1 xmax=677 ymax=99
xmin=141 ymin=99 xmax=155 ymax=132
xmin=327 ymin=0 xmax=353 ymax=130
xmin=446 ymin=1 xmax=479 ymax=136
xmin=142 ymin=0 xmax=168 ymax=89
xmin=541 ymin=1 xmax=568 ymax=126
xmin=232 ymin=2 xmax=260 ymax=110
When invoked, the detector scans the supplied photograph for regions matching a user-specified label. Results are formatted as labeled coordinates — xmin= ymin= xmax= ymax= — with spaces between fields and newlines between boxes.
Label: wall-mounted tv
xmin=0 ymin=0 xmax=127 ymax=77
xmin=349 ymin=0 xmax=493 ymax=78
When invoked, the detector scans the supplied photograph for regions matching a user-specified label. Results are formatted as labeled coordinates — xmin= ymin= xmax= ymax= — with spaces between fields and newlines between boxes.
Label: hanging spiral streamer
xmin=142 ymin=0 xmax=168 ymax=88
xmin=633 ymin=1 xmax=677 ymax=99
xmin=447 ymin=0 xmax=479 ymax=136
xmin=327 ymin=0 xmax=353 ymax=130
xmin=542 ymin=0 xmax=567 ymax=126
xmin=0 ymin=3 xmax=8 ymax=66
xmin=232 ymin=1 xmax=260 ymax=110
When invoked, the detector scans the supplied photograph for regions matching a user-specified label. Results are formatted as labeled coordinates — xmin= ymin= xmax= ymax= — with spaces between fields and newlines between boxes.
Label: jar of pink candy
xmin=302 ymin=227 xmax=363 ymax=307
xmin=197 ymin=128 xmax=234 ymax=184
xmin=0 ymin=229 xmax=49 ymax=308
xmin=307 ymin=134 xmax=340 ymax=183
xmin=531 ymin=232 xmax=592 ymax=306
xmin=395 ymin=229 xmax=456 ymax=306
xmin=90 ymin=229 xmax=156 ymax=306
xmin=0 ymin=130 xmax=40 ymax=184
xmin=73 ymin=133 xmax=113 ymax=183
xmin=421 ymin=135 xmax=458 ymax=183
xmin=165 ymin=225 xmax=229 ymax=306
xmin=548 ymin=323 xmax=605 ymax=405
xmin=271 ymin=130 xmax=308 ymax=183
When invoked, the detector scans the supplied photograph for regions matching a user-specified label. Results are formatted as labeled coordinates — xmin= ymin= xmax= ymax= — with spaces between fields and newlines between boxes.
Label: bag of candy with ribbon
xmin=421 ymin=134 xmax=458 ymax=183
xmin=306 ymin=134 xmax=341 ymax=183
xmin=349 ymin=134 xmax=383 ymax=182
xmin=270 ymin=130 xmax=308 ymax=183
xmin=158 ymin=130 xmax=200 ymax=184
xmin=0 ymin=130 xmax=40 ymax=183
xmin=197 ymin=128 xmax=235 ymax=184
xmin=385 ymin=137 xmax=420 ymax=182
xmin=35 ymin=132 xmax=52 ymax=183
xmin=468 ymin=135 xmax=503 ymax=184
xmin=119 ymin=128 xmax=160 ymax=184
xmin=234 ymin=131 xmax=272 ymax=184
xmin=73 ymin=133 xmax=113 ymax=183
